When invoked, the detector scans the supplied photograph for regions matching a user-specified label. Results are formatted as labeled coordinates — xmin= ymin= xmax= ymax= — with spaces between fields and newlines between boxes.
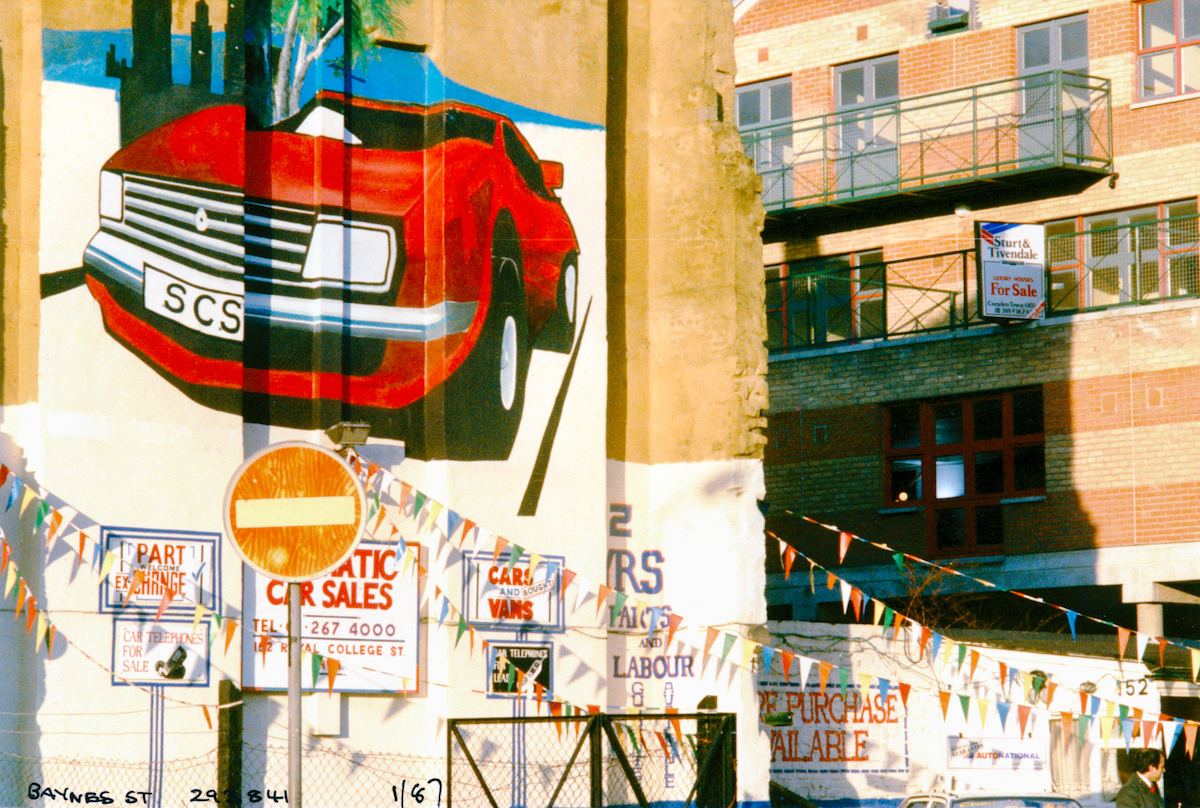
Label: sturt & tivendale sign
xmin=977 ymin=221 xmax=1046 ymax=320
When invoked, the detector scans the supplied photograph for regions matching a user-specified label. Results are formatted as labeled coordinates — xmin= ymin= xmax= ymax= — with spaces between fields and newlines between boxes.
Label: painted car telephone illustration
xmin=82 ymin=91 xmax=580 ymax=460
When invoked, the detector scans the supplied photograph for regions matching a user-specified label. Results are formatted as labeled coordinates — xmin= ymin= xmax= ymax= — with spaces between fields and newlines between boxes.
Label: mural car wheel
xmin=558 ymin=254 xmax=578 ymax=326
xmin=444 ymin=217 xmax=530 ymax=460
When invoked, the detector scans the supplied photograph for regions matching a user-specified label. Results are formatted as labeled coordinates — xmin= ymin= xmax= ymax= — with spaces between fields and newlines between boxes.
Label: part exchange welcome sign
xmin=977 ymin=222 xmax=1046 ymax=320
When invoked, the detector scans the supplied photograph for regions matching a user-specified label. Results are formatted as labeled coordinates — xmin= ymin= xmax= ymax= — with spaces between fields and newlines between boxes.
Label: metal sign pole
xmin=289 ymin=581 xmax=302 ymax=807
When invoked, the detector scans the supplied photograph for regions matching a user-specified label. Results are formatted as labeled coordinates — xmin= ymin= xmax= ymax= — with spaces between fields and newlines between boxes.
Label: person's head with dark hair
xmin=1134 ymin=748 xmax=1165 ymax=778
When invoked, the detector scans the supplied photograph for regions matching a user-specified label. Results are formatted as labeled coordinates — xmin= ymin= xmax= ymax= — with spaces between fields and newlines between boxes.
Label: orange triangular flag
xmin=25 ymin=600 xmax=37 ymax=634
xmin=968 ymin=650 xmax=980 ymax=682
xmin=782 ymin=545 xmax=797 ymax=580
xmin=14 ymin=582 xmax=26 ymax=618
xmin=594 ymin=585 xmax=612 ymax=616
xmin=1118 ymin=627 xmax=1131 ymax=660
xmin=849 ymin=588 xmax=864 ymax=621
xmin=202 ymin=705 xmax=213 ymax=730
xmin=1185 ymin=721 xmax=1198 ymax=758
xmin=939 ymin=691 xmax=952 ymax=720
xmin=492 ymin=537 xmax=509 ymax=563
xmin=825 ymin=571 xmax=837 ymax=590
xmin=45 ymin=509 xmax=63 ymax=547
xmin=918 ymin=626 xmax=932 ymax=659
xmin=326 ymin=658 xmax=340 ymax=695
xmin=898 ymin=682 xmax=911 ymax=710
xmin=818 ymin=661 xmax=832 ymax=693
xmin=1159 ymin=638 xmax=1168 ymax=669
xmin=224 ymin=619 xmax=237 ymax=655
xmin=535 ymin=682 xmax=545 ymax=713
xmin=704 ymin=627 xmax=719 ymax=657
xmin=838 ymin=532 xmax=852 ymax=563
xmin=47 ymin=624 xmax=56 ymax=656
xmin=156 ymin=588 xmax=176 ymax=622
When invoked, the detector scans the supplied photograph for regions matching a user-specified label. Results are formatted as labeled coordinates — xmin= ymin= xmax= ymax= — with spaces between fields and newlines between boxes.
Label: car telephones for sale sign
xmin=977 ymin=221 xmax=1046 ymax=320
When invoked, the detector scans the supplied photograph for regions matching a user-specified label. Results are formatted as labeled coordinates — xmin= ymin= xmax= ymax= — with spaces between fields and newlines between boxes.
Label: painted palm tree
xmin=268 ymin=0 xmax=406 ymax=122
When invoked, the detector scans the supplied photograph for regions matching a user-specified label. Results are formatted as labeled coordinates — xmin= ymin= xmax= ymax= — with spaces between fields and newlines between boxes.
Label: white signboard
xmin=101 ymin=527 xmax=219 ymax=614
xmin=462 ymin=552 xmax=563 ymax=631
xmin=112 ymin=617 xmax=209 ymax=687
xmin=948 ymin=736 xmax=1048 ymax=770
xmin=242 ymin=540 xmax=419 ymax=693
xmin=978 ymin=221 xmax=1046 ymax=320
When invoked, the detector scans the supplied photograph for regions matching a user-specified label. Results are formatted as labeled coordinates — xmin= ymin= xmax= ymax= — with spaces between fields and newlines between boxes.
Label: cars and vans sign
xmin=977 ymin=222 xmax=1046 ymax=320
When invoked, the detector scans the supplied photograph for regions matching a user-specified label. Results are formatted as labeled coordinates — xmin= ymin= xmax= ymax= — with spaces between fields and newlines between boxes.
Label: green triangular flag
xmin=720 ymin=633 xmax=737 ymax=663
xmin=892 ymin=553 xmax=905 ymax=571
xmin=507 ymin=545 xmax=524 ymax=570
xmin=311 ymin=653 xmax=323 ymax=685
xmin=455 ymin=615 xmax=469 ymax=647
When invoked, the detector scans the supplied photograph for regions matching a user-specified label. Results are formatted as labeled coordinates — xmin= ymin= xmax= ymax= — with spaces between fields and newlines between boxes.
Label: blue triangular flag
xmin=928 ymin=633 xmax=943 ymax=663
xmin=1065 ymin=609 xmax=1077 ymax=640
xmin=6 ymin=478 xmax=23 ymax=511
xmin=995 ymin=701 xmax=1011 ymax=730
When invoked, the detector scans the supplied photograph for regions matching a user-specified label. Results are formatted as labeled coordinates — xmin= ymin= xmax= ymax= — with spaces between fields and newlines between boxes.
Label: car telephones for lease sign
xmin=977 ymin=221 xmax=1046 ymax=320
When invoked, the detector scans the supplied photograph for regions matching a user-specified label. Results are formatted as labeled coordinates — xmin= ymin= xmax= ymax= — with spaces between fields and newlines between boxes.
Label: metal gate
xmin=448 ymin=712 xmax=735 ymax=808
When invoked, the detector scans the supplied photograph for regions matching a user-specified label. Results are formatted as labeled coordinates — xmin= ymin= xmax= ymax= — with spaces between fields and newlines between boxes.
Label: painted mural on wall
xmin=63 ymin=0 xmax=589 ymax=463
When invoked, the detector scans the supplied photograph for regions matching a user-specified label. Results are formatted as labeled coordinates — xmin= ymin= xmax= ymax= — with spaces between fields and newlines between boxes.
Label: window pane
xmin=1183 ymin=43 xmax=1200 ymax=93
xmin=1023 ymin=28 xmax=1051 ymax=70
xmin=1141 ymin=51 xmax=1177 ymax=98
xmin=769 ymin=82 xmax=792 ymax=122
xmin=1187 ymin=0 xmax=1200 ymax=40
xmin=874 ymin=58 xmax=899 ymax=100
xmin=891 ymin=458 xmax=922 ymax=503
xmin=1061 ymin=20 xmax=1088 ymax=63
xmin=974 ymin=450 xmax=1004 ymax=494
xmin=738 ymin=89 xmax=761 ymax=127
xmin=1168 ymin=200 xmax=1198 ymax=246
xmin=1143 ymin=0 xmax=1176 ymax=48
xmin=1014 ymin=445 xmax=1046 ymax=490
xmin=935 ymin=403 xmax=963 ymax=444
xmin=973 ymin=398 xmax=1003 ymax=440
xmin=1170 ymin=253 xmax=1200 ymax=296
xmin=839 ymin=67 xmax=865 ymax=107
xmin=975 ymin=504 xmax=1004 ymax=546
xmin=890 ymin=404 xmax=921 ymax=448
xmin=936 ymin=508 xmax=966 ymax=549
xmin=1047 ymin=220 xmax=1078 ymax=264
xmin=859 ymin=297 xmax=885 ymax=339
xmin=936 ymin=455 xmax=965 ymax=498
xmin=1013 ymin=388 xmax=1044 ymax=435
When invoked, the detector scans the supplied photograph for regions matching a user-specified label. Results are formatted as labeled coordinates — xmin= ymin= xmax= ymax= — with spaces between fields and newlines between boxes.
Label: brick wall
xmin=766 ymin=305 xmax=1200 ymax=560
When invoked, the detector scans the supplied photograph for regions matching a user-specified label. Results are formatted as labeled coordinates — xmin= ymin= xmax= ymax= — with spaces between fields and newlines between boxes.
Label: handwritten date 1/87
xmin=392 ymin=779 xmax=443 ymax=807
xmin=190 ymin=789 xmax=288 ymax=804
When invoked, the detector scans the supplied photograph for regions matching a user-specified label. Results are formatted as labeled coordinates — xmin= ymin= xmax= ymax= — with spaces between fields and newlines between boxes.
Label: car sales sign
xmin=977 ymin=221 xmax=1046 ymax=320
xmin=241 ymin=540 xmax=419 ymax=693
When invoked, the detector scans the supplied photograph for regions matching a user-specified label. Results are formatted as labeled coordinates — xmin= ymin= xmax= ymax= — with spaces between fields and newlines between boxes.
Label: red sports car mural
xmin=82 ymin=92 xmax=580 ymax=460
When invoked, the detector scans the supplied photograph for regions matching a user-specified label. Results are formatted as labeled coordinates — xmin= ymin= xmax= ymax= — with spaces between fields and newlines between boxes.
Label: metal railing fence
xmin=742 ymin=70 xmax=1112 ymax=211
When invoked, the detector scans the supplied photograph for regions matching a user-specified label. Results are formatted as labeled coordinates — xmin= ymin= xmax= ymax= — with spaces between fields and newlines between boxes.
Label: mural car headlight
xmin=98 ymin=170 xmax=124 ymax=221
xmin=301 ymin=220 xmax=395 ymax=286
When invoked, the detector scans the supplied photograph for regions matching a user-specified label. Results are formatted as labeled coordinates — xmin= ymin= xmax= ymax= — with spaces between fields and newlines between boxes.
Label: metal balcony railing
xmin=767 ymin=213 xmax=1200 ymax=353
xmin=742 ymin=70 xmax=1113 ymax=213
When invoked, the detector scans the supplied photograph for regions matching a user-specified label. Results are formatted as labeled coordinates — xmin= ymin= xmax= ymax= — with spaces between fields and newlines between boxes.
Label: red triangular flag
xmin=898 ymin=682 xmax=911 ymax=710
xmin=666 ymin=613 xmax=683 ymax=647
xmin=559 ymin=569 xmax=577 ymax=602
xmin=1017 ymin=704 xmax=1032 ymax=737
xmin=780 ymin=650 xmax=795 ymax=682
xmin=838 ymin=532 xmax=852 ymax=563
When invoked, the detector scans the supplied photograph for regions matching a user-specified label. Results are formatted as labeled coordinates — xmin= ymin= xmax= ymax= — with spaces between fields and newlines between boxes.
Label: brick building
xmin=735 ymin=0 xmax=1200 ymax=668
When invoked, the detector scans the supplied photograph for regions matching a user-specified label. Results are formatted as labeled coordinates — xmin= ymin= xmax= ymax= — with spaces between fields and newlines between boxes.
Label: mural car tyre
xmin=444 ymin=217 xmax=530 ymax=460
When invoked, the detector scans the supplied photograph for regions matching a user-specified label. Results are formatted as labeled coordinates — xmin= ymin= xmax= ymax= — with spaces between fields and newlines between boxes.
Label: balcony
xmin=743 ymin=71 xmax=1113 ymax=239
xmin=767 ymin=209 xmax=1200 ymax=353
